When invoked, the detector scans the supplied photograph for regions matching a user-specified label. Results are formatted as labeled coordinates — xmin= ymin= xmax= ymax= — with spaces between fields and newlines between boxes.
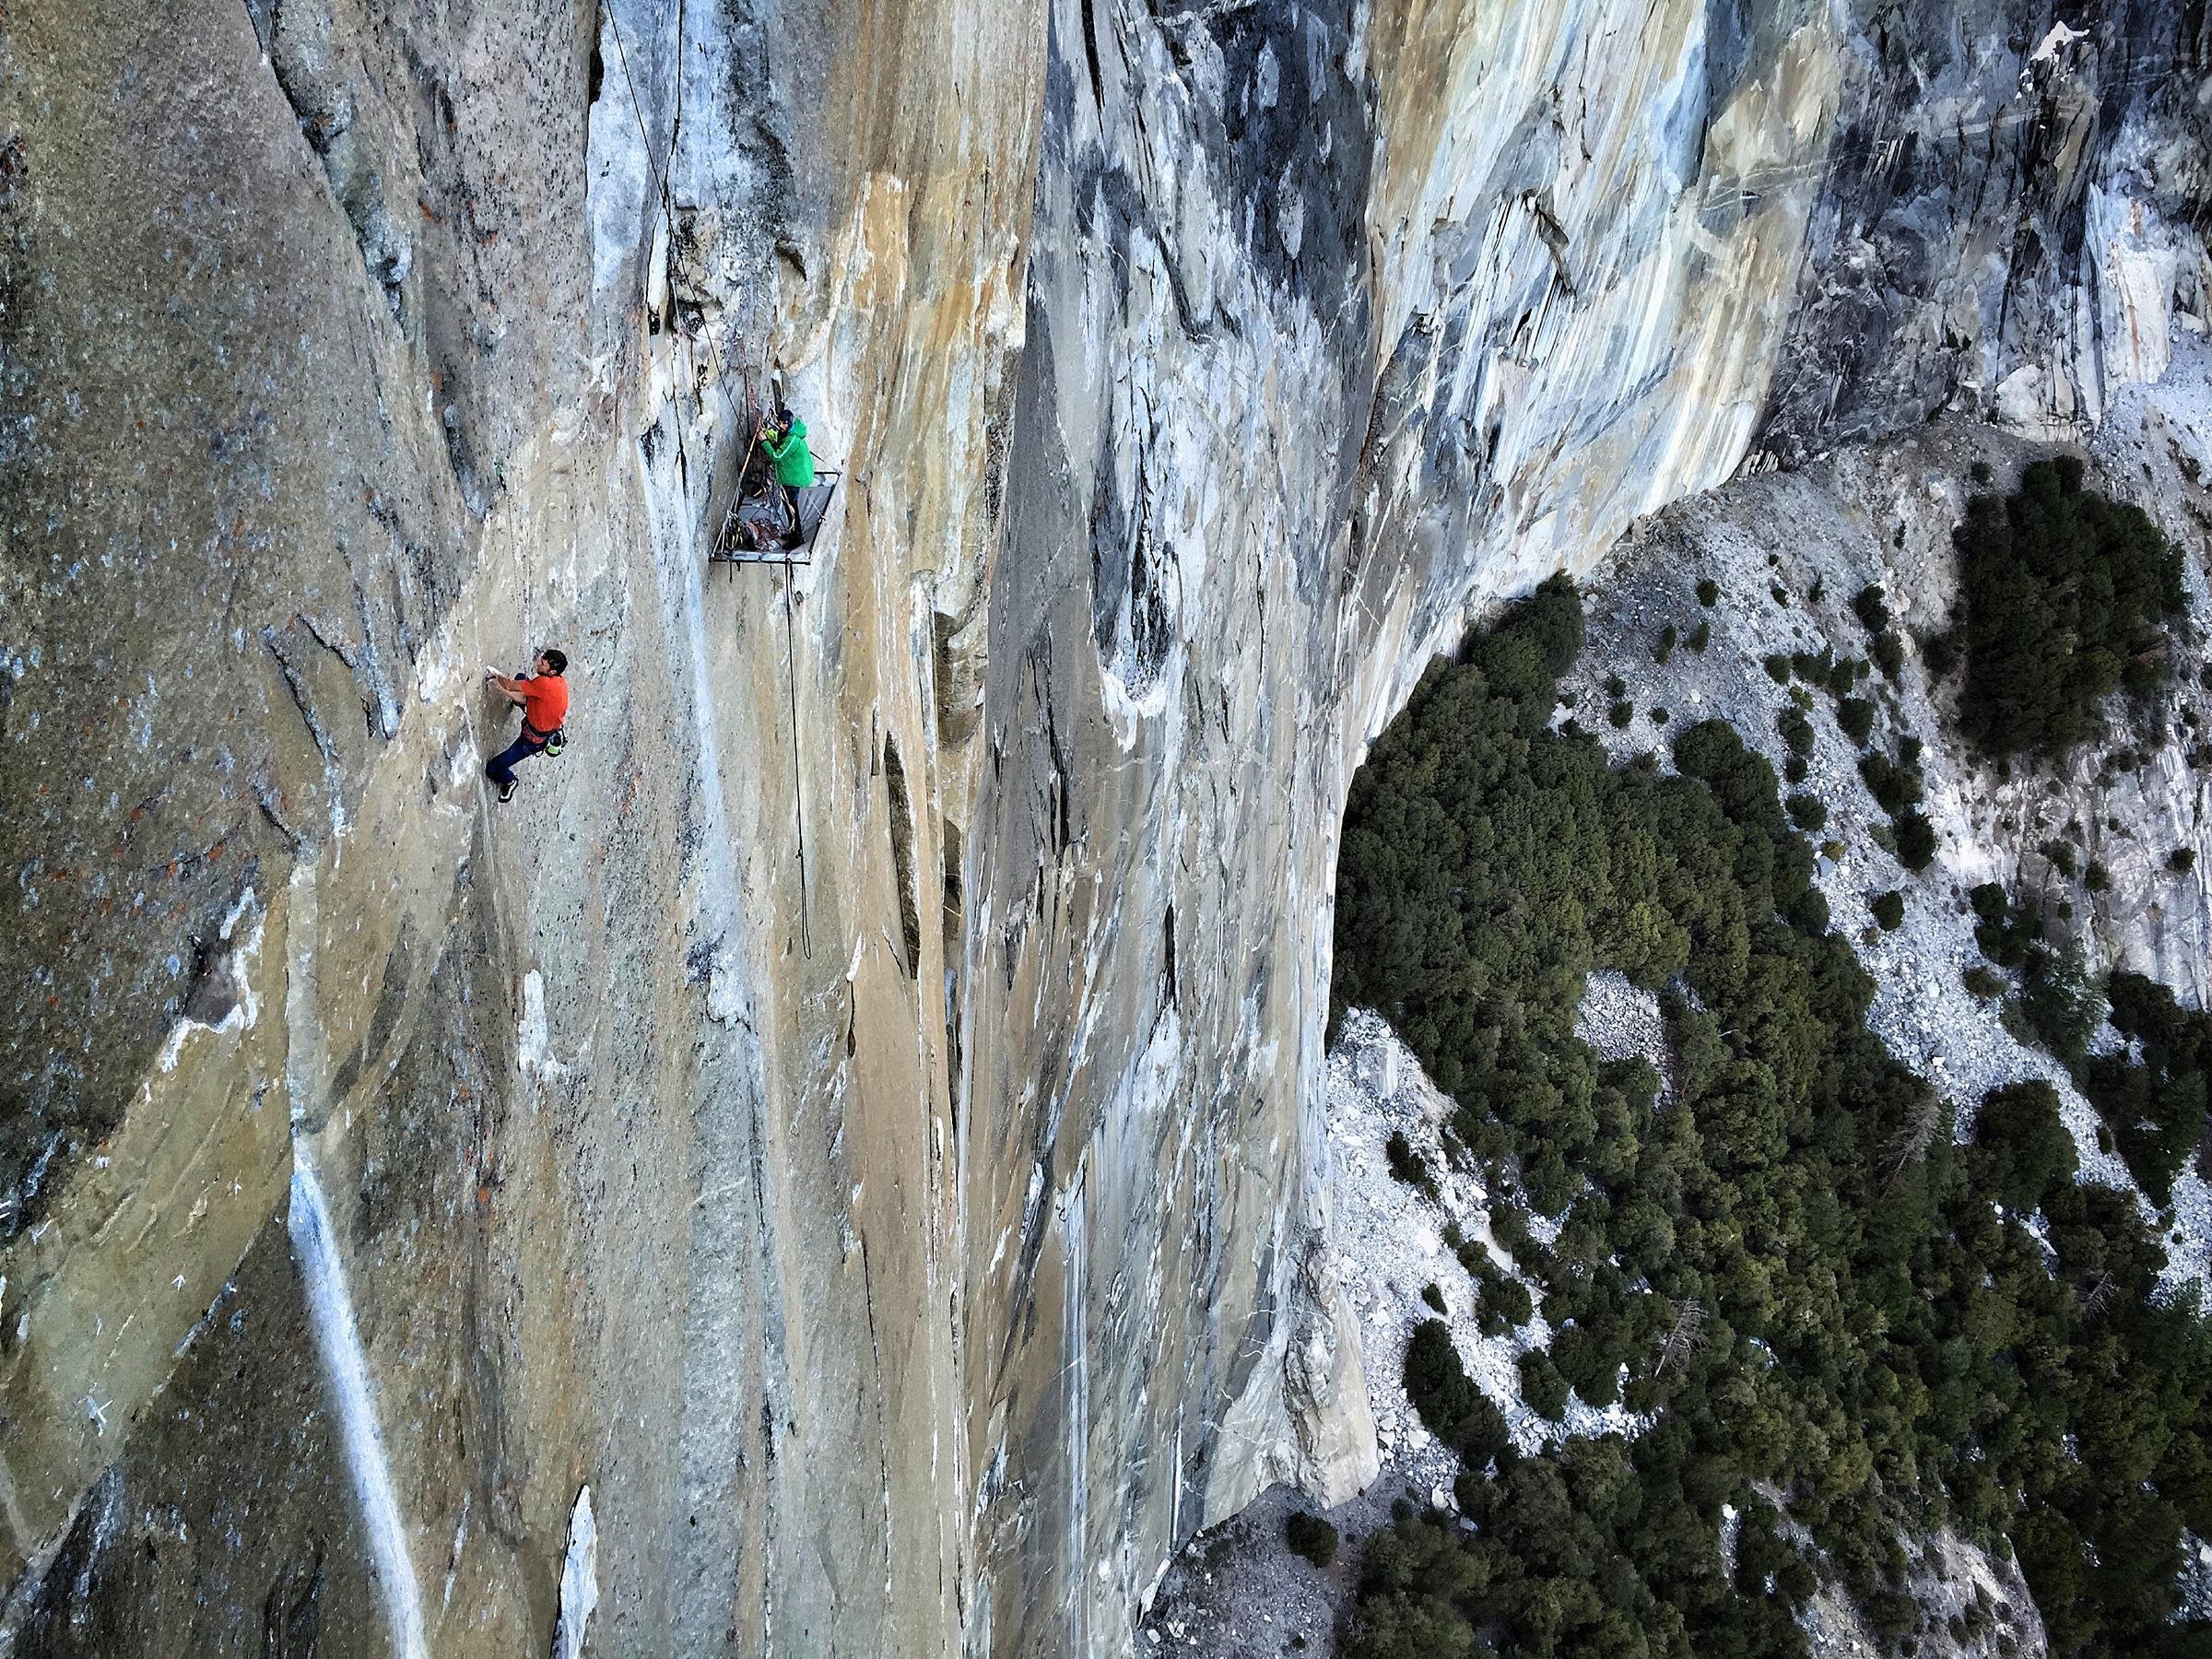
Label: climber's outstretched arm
xmin=483 ymin=667 xmax=528 ymax=706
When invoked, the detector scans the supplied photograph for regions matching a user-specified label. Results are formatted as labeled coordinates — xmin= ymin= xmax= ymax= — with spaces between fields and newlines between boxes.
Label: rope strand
xmin=782 ymin=559 xmax=813 ymax=959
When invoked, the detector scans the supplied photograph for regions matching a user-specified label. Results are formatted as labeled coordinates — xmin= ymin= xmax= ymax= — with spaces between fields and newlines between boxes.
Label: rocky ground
xmin=1138 ymin=1010 xmax=1645 ymax=1654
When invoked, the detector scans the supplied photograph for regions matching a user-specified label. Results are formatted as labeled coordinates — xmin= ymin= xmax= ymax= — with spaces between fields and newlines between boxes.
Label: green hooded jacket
xmin=761 ymin=417 xmax=816 ymax=488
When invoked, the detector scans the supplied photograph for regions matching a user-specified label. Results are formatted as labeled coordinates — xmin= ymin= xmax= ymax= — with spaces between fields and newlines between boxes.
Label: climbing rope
xmin=603 ymin=0 xmax=815 ymax=959
xmin=520 ymin=515 xmax=534 ymax=659
xmin=782 ymin=559 xmax=813 ymax=959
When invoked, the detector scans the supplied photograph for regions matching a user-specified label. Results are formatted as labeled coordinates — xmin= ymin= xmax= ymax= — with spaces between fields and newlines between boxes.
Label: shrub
xmin=2078 ymin=972 xmax=2212 ymax=1206
xmin=1688 ymin=620 xmax=1711 ymax=653
xmin=1386 ymin=1131 xmax=1439 ymax=1200
xmin=1870 ymin=890 xmax=1904 ymax=931
xmin=2041 ymin=839 xmax=2079 ymax=878
xmin=1783 ymin=754 xmax=1809 ymax=783
xmin=1403 ymin=1321 xmax=1484 ymax=1443
xmin=1653 ymin=625 xmax=1677 ymax=666
xmin=1286 ymin=1512 xmax=1340 ymax=1569
xmin=1478 ymin=1272 xmax=1533 ymax=1334
xmin=1837 ymin=697 xmax=1877 ymax=746
xmin=1517 ymin=1348 xmax=1570 ymax=1419
xmin=1422 ymin=1282 xmax=1447 ymax=1315
xmin=1952 ymin=457 xmax=2185 ymax=759
xmin=2086 ymin=860 xmax=2112 ymax=893
xmin=1963 ymin=965 xmax=2006 ymax=999
xmin=1608 ymin=700 xmax=1634 ymax=729
xmin=1853 ymin=584 xmax=1892 ymax=634
xmin=1827 ymin=657 xmax=1859 ymax=697
xmin=1870 ymin=629 xmax=1905 ymax=680
xmin=2017 ymin=943 xmax=2104 ymax=1064
xmin=1973 ymin=1080 xmax=2077 ymax=1211
xmin=1971 ymin=459 xmax=1994 ymax=485
xmin=1697 ymin=578 xmax=1720 ymax=606
xmin=1894 ymin=810 xmax=1937 ymax=870
xmin=1763 ymin=653 xmax=1791 ymax=685
xmin=2173 ymin=848 xmax=2198 ymax=873
xmin=1779 ymin=707 xmax=1816 ymax=758
xmin=1786 ymin=794 xmax=1828 ymax=832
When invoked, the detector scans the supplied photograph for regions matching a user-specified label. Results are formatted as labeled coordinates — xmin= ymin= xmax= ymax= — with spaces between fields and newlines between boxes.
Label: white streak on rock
xmin=551 ymin=1485 xmax=599 ymax=1659
xmin=2031 ymin=20 xmax=2086 ymax=65
xmin=519 ymin=970 xmax=570 ymax=1080
xmin=289 ymin=1156 xmax=427 ymax=1659
xmin=154 ymin=889 xmax=265 ymax=1075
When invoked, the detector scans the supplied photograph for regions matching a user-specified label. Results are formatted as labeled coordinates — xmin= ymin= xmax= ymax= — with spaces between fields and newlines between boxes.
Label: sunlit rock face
xmin=0 ymin=1 xmax=1038 ymax=1653
xmin=0 ymin=0 xmax=2205 ymax=1654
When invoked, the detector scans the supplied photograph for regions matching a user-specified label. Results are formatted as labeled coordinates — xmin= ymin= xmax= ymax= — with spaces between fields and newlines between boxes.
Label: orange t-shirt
xmin=520 ymin=674 xmax=569 ymax=737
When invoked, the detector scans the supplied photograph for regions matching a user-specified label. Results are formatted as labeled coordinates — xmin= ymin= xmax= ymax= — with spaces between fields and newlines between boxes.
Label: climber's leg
xmin=486 ymin=737 xmax=535 ymax=801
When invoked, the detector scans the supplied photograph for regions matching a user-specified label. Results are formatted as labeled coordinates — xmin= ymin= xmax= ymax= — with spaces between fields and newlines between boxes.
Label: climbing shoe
xmin=498 ymin=780 xmax=518 ymax=804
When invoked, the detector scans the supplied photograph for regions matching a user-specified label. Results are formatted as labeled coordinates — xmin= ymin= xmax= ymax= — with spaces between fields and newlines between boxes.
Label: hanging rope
xmin=603 ymin=0 xmax=815 ymax=958
xmin=782 ymin=560 xmax=813 ymax=959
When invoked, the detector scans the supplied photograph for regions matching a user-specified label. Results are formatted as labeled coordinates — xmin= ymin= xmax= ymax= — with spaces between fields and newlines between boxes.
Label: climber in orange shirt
xmin=483 ymin=648 xmax=570 ymax=803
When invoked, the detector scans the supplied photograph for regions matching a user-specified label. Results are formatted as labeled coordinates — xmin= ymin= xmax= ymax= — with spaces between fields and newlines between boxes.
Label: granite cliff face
xmin=0 ymin=0 xmax=2205 ymax=1653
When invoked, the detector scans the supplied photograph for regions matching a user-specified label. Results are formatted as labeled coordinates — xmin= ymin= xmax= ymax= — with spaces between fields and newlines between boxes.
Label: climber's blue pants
xmin=486 ymin=736 xmax=545 ymax=788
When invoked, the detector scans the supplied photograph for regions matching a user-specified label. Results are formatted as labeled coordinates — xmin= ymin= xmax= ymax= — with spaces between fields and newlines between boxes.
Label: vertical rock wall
xmin=2 ymin=0 xmax=1042 ymax=1651
xmin=0 ymin=0 xmax=2206 ymax=1655
xmin=1758 ymin=0 xmax=2212 ymax=457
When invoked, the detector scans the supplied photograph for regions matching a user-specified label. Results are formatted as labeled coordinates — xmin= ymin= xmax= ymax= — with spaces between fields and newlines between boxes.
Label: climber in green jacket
xmin=759 ymin=411 xmax=816 ymax=532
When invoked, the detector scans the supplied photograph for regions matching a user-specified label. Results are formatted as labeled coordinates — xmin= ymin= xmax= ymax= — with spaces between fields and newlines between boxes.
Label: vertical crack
xmin=883 ymin=735 xmax=924 ymax=979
